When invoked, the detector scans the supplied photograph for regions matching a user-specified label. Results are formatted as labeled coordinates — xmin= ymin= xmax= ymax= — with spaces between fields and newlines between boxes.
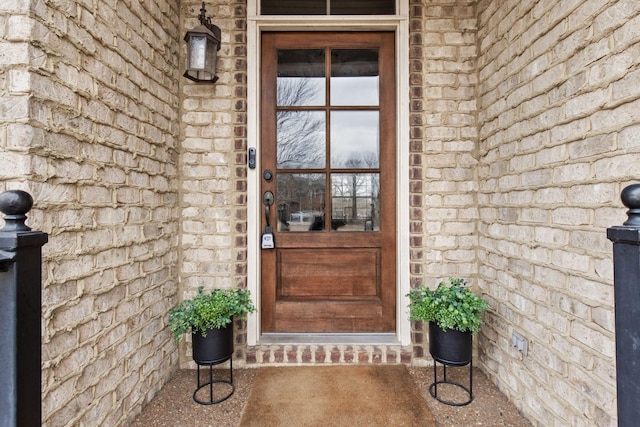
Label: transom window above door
xmin=261 ymin=0 xmax=396 ymax=15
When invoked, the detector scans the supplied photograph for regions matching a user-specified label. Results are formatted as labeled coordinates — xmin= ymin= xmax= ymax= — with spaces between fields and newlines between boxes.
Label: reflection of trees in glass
xmin=337 ymin=151 xmax=379 ymax=169
xmin=277 ymin=78 xmax=325 ymax=169
xmin=277 ymin=173 xmax=325 ymax=230
xmin=331 ymin=174 xmax=379 ymax=225
xmin=277 ymin=77 xmax=323 ymax=106
xmin=277 ymin=111 xmax=325 ymax=168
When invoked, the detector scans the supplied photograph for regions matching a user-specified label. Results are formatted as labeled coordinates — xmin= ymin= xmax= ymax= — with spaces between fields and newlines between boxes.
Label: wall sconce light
xmin=184 ymin=2 xmax=221 ymax=83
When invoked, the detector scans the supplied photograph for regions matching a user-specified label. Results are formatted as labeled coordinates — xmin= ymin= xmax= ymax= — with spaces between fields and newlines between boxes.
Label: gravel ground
xmin=131 ymin=367 xmax=532 ymax=426
xmin=409 ymin=367 xmax=533 ymax=426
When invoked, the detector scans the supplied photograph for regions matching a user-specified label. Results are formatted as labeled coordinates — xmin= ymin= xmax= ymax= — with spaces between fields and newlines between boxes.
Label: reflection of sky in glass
xmin=331 ymin=111 xmax=379 ymax=168
xmin=331 ymin=76 xmax=379 ymax=106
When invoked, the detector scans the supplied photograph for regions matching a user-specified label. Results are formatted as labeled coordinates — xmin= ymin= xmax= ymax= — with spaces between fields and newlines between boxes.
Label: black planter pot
xmin=429 ymin=322 xmax=472 ymax=365
xmin=192 ymin=323 xmax=234 ymax=364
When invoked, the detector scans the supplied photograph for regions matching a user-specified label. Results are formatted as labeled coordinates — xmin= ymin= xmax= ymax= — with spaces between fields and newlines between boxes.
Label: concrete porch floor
xmin=132 ymin=366 xmax=533 ymax=426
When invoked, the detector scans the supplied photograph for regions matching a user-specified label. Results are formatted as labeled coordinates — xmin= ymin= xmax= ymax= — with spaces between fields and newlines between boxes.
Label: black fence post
xmin=0 ymin=190 xmax=48 ymax=427
xmin=607 ymin=184 xmax=640 ymax=426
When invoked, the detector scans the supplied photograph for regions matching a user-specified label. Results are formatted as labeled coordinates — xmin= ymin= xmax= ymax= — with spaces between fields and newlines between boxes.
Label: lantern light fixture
xmin=184 ymin=2 xmax=221 ymax=83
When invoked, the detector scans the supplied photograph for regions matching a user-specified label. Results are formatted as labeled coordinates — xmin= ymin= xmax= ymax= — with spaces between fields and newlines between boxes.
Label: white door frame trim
xmin=246 ymin=1 xmax=411 ymax=346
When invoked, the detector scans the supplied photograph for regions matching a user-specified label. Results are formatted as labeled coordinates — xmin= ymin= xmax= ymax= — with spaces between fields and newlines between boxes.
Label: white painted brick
xmin=612 ymin=68 xmax=640 ymax=102
xmin=551 ymin=333 xmax=594 ymax=370
xmin=570 ymin=183 xmax=617 ymax=205
xmin=591 ymin=306 xmax=615 ymax=333
xmin=568 ymin=275 xmax=614 ymax=305
xmin=536 ymin=145 xmax=567 ymax=166
xmin=566 ymin=88 xmax=609 ymax=118
xmin=552 ymin=207 xmax=590 ymax=226
xmin=618 ymin=124 xmax=640 ymax=150
xmin=570 ymin=321 xmax=614 ymax=358
xmin=551 ymin=249 xmax=591 ymax=273
xmin=550 ymin=375 xmax=592 ymax=418
xmin=591 ymin=98 xmax=640 ymax=133
xmin=552 ymin=163 xmax=592 ymax=184
xmin=612 ymin=12 xmax=640 ymax=48
xmin=593 ymin=154 xmax=640 ymax=179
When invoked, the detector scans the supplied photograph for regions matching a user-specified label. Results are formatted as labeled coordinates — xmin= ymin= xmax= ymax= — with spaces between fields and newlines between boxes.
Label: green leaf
xmin=407 ymin=277 xmax=489 ymax=333
xmin=168 ymin=287 xmax=256 ymax=342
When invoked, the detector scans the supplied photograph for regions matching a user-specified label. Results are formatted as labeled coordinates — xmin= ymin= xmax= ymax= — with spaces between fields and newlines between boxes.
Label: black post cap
xmin=621 ymin=184 xmax=640 ymax=227
xmin=0 ymin=190 xmax=33 ymax=232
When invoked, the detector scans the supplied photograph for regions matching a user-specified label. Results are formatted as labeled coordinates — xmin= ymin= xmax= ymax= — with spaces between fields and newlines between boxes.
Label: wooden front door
xmin=260 ymin=32 xmax=396 ymax=333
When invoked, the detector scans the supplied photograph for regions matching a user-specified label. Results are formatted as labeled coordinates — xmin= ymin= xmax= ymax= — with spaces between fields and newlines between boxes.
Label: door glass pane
xmin=331 ymin=173 xmax=380 ymax=232
xmin=262 ymin=0 xmax=395 ymax=15
xmin=278 ymin=50 xmax=325 ymax=106
xmin=330 ymin=111 xmax=379 ymax=169
xmin=331 ymin=49 xmax=379 ymax=106
xmin=331 ymin=1 xmax=395 ymax=14
xmin=277 ymin=111 xmax=326 ymax=169
xmin=277 ymin=173 xmax=326 ymax=232
xmin=262 ymin=0 xmax=326 ymax=15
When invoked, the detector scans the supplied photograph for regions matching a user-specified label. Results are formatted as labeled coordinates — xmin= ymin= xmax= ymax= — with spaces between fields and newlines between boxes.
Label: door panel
xmin=273 ymin=301 xmax=384 ymax=333
xmin=278 ymin=249 xmax=380 ymax=297
xmin=261 ymin=32 xmax=396 ymax=333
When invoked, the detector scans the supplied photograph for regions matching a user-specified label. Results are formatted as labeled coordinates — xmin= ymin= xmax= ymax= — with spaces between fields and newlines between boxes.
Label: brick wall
xmin=178 ymin=0 xmax=250 ymax=367
xmin=415 ymin=0 xmax=479 ymax=282
xmin=410 ymin=0 xmax=481 ymax=359
xmin=2 ymin=0 xmax=639 ymax=424
xmin=476 ymin=1 xmax=640 ymax=425
xmin=0 ymin=2 xmax=34 ymax=184
xmin=1 ymin=1 xmax=182 ymax=425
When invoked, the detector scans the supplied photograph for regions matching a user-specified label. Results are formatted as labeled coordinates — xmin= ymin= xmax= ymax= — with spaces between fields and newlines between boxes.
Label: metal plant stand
xmin=430 ymin=357 xmax=473 ymax=406
xmin=193 ymin=356 xmax=234 ymax=405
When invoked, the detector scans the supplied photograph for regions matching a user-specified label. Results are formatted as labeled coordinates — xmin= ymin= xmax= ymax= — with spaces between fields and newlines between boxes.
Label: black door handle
xmin=263 ymin=191 xmax=274 ymax=226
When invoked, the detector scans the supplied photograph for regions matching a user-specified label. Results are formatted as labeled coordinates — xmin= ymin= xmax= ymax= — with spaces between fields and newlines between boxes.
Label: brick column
xmin=606 ymin=184 xmax=640 ymax=425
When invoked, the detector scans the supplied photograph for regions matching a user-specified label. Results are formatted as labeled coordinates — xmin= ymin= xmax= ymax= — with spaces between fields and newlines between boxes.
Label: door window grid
xmin=275 ymin=46 xmax=382 ymax=233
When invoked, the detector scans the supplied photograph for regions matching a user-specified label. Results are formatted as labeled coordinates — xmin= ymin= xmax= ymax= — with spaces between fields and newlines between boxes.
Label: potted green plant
xmin=168 ymin=287 xmax=256 ymax=364
xmin=408 ymin=277 xmax=489 ymax=365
